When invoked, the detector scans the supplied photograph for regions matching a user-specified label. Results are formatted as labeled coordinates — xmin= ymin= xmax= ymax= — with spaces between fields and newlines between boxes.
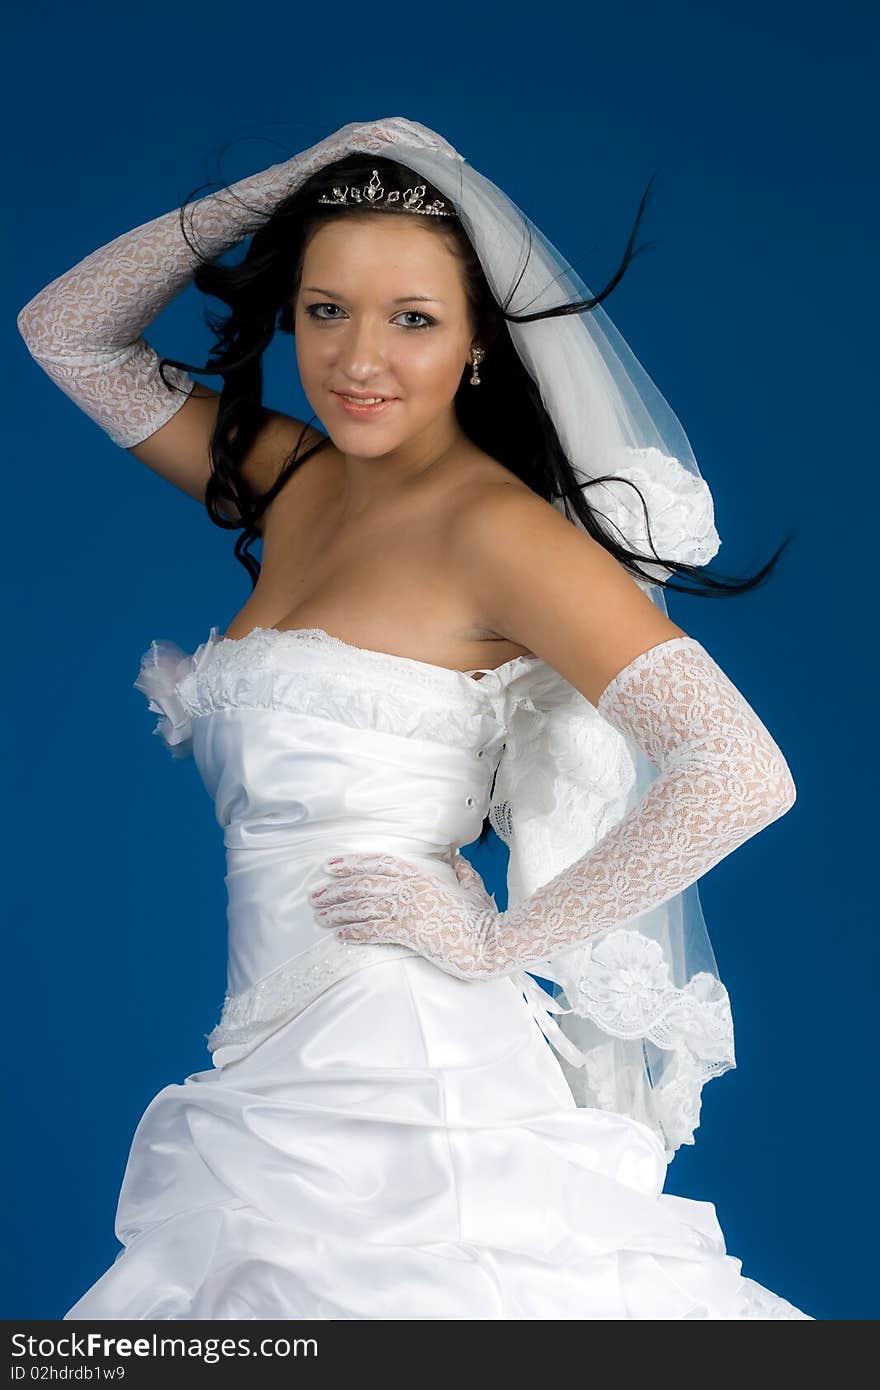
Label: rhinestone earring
xmin=470 ymin=347 xmax=485 ymax=386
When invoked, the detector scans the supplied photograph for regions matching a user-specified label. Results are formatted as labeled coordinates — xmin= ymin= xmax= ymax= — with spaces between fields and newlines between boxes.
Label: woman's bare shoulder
xmin=445 ymin=446 xmax=536 ymax=505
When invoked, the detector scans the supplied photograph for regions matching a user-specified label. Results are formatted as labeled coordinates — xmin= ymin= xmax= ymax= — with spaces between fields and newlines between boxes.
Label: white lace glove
xmin=310 ymin=635 xmax=797 ymax=979
xmin=16 ymin=117 xmax=460 ymax=448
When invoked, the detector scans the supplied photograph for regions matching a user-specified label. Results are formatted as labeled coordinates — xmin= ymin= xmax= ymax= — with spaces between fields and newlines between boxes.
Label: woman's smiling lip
xmin=331 ymin=391 xmax=400 ymax=418
xmin=331 ymin=389 xmax=398 ymax=400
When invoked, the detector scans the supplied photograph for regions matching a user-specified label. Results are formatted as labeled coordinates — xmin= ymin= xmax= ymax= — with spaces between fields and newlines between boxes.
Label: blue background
xmin=5 ymin=0 xmax=876 ymax=1322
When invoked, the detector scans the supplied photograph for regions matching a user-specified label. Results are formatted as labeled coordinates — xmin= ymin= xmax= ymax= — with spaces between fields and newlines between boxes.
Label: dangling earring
xmin=469 ymin=347 xmax=485 ymax=386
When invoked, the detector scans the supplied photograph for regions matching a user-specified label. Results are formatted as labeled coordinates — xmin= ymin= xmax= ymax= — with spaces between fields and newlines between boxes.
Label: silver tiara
xmin=317 ymin=168 xmax=452 ymax=217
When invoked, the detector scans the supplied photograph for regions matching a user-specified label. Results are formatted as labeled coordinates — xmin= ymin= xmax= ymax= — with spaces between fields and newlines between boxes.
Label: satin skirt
xmin=64 ymin=957 xmax=812 ymax=1320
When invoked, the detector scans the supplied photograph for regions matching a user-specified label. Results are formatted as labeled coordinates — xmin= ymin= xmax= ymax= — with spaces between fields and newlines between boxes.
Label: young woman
xmin=18 ymin=115 xmax=812 ymax=1319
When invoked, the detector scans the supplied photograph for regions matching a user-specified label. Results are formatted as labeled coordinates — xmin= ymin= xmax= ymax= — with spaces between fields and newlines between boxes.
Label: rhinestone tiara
xmin=317 ymin=168 xmax=453 ymax=217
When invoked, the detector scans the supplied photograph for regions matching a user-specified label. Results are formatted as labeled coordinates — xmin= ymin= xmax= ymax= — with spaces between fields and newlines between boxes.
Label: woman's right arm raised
xmin=15 ymin=118 xmax=446 ymax=518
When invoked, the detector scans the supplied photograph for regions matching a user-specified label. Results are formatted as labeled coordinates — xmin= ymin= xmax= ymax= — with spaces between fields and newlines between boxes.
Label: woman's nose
xmin=334 ymin=322 xmax=389 ymax=374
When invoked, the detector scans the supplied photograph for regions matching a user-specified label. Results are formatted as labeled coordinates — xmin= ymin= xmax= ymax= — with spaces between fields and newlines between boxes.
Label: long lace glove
xmin=16 ymin=117 xmax=459 ymax=448
xmin=309 ymin=635 xmax=797 ymax=979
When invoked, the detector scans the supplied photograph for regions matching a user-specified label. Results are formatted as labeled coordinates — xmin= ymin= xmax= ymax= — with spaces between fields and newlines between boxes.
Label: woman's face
xmin=294 ymin=214 xmax=476 ymax=461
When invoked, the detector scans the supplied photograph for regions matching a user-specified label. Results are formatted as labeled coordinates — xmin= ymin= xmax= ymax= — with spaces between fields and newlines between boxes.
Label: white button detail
xmin=476 ymin=749 xmax=485 ymax=758
xmin=465 ymin=796 xmax=475 ymax=806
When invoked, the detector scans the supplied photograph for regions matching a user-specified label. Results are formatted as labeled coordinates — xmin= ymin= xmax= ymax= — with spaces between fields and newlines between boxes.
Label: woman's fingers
xmin=319 ymin=896 xmax=388 ymax=927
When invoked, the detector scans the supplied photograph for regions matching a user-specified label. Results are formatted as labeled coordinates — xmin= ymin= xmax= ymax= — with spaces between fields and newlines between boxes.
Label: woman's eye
xmin=397 ymin=311 xmax=433 ymax=330
xmin=305 ymin=304 xmax=434 ymax=331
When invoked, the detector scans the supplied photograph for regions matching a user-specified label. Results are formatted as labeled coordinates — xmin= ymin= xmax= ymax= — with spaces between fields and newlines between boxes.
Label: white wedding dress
xmin=63 ymin=625 xmax=812 ymax=1320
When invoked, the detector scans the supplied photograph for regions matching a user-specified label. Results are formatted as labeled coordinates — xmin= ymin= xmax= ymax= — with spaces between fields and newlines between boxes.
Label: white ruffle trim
xmin=132 ymin=638 xmax=201 ymax=758
xmin=134 ymin=627 xmax=511 ymax=756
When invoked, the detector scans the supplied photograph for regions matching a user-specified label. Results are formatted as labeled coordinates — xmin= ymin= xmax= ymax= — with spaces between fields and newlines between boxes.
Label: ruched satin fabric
xmin=214 ymin=704 xmax=500 ymax=998
xmin=64 ymin=627 xmax=811 ymax=1319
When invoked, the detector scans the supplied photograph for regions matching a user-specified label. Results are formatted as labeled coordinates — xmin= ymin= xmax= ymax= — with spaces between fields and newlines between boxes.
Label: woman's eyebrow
xmin=302 ymin=285 xmax=445 ymax=304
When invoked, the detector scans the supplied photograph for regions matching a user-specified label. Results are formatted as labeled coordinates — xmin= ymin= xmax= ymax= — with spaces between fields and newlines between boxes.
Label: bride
xmin=17 ymin=115 xmax=813 ymax=1320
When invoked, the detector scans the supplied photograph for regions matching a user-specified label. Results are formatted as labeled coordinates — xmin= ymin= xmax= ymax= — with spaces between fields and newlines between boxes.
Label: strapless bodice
xmin=134 ymin=625 xmax=538 ymax=1066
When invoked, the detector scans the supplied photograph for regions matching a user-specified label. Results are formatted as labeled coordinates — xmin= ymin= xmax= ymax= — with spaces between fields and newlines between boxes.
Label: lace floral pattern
xmin=16 ymin=118 xmax=462 ymax=448
xmin=571 ymin=929 xmax=735 ymax=1153
xmin=543 ymin=930 xmax=737 ymax=1159
xmin=571 ymin=929 xmax=734 ymax=1059
xmin=587 ymin=446 xmax=721 ymax=586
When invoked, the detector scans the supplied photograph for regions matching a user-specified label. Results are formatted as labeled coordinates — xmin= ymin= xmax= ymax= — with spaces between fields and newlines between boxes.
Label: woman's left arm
xmin=310 ymin=486 xmax=796 ymax=977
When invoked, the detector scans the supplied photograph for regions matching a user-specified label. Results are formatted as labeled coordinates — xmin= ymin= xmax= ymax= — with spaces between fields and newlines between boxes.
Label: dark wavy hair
xmin=158 ymin=149 xmax=795 ymax=844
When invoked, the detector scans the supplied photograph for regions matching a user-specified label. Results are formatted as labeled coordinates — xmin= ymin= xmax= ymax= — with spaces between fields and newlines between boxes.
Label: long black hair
xmin=158 ymin=150 xmax=795 ymax=844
